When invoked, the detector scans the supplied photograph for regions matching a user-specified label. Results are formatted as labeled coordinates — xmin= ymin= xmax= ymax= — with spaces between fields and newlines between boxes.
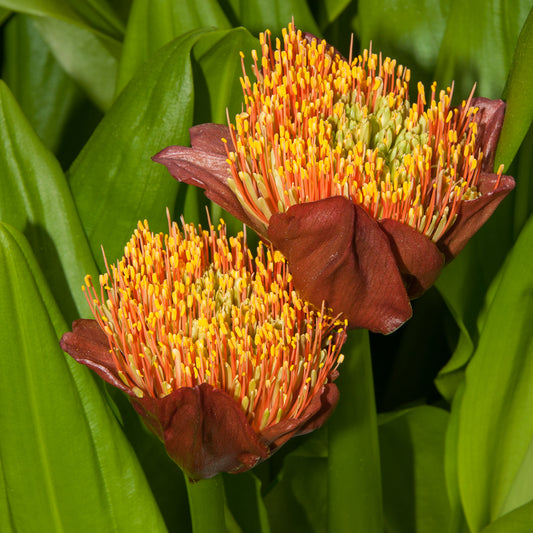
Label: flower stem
xmin=328 ymin=329 xmax=383 ymax=532
xmin=185 ymin=474 xmax=227 ymax=533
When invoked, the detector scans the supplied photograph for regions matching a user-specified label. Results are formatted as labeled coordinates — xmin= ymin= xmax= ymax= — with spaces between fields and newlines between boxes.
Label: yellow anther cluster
xmin=83 ymin=216 xmax=346 ymax=432
xmin=226 ymin=23 xmax=502 ymax=242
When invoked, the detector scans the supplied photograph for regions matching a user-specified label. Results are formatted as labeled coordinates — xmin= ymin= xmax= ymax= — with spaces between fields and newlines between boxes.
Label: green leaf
xmin=234 ymin=0 xmax=319 ymax=36
xmin=0 ymin=223 xmax=166 ymax=532
xmin=0 ymin=80 xmax=97 ymax=322
xmin=1 ymin=14 xmax=101 ymax=165
xmin=495 ymin=6 xmax=533 ymax=171
xmin=434 ymin=0 xmax=533 ymax=98
xmin=457 ymin=214 xmax=533 ymax=531
xmin=191 ymin=27 xmax=258 ymax=123
xmin=116 ymin=0 xmax=231 ymax=94
xmin=328 ymin=330 xmax=383 ymax=533
xmin=512 ymin=123 xmax=533 ymax=238
xmin=358 ymin=0 xmax=450 ymax=86
xmin=32 ymin=15 xmax=120 ymax=111
xmin=379 ymin=406 xmax=450 ymax=533
xmin=481 ymin=499 xmax=533 ymax=533
xmin=263 ymin=434 xmax=328 ymax=533
xmin=68 ymin=28 xmax=206 ymax=266
xmin=435 ymin=197 xmax=515 ymax=399
xmin=444 ymin=385 xmax=470 ymax=533
xmin=312 ymin=0 xmax=351 ymax=31
xmin=0 ymin=0 xmax=125 ymax=40
xmin=68 ymin=27 xmax=257 ymax=268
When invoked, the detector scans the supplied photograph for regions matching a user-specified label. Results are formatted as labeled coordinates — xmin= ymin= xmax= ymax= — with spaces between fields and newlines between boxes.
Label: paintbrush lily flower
xmin=153 ymin=23 xmax=515 ymax=334
xmin=60 ymin=216 xmax=346 ymax=480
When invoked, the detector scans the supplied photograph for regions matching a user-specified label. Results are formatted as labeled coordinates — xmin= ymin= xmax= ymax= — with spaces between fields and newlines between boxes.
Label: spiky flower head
xmin=226 ymin=23 xmax=501 ymax=243
xmin=61 ymin=214 xmax=346 ymax=479
xmin=153 ymin=24 xmax=514 ymax=334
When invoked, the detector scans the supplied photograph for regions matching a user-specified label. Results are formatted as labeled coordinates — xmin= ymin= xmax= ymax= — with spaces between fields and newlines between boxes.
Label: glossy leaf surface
xmin=0 ymin=223 xmax=166 ymax=532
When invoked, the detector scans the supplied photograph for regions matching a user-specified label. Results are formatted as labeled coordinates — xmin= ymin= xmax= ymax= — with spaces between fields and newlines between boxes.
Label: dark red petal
xmin=261 ymin=382 xmax=339 ymax=450
xmin=379 ymin=219 xmax=445 ymax=298
xmin=132 ymin=383 xmax=269 ymax=480
xmin=60 ymin=319 xmax=129 ymax=393
xmin=438 ymin=172 xmax=515 ymax=260
xmin=189 ymin=123 xmax=234 ymax=155
xmin=153 ymin=129 xmax=264 ymax=235
xmin=268 ymin=196 xmax=412 ymax=334
xmin=471 ymin=97 xmax=506 ymax=172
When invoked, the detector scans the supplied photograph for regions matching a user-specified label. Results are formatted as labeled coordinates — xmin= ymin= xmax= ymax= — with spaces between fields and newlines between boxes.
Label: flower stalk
xmin=185 ymin=475 xmax=226 ymax=533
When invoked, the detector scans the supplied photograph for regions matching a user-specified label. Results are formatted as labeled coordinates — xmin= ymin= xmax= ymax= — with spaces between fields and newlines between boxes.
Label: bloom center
xmin=83 ymin=216 xmax=346 ymax=432
xmin=225 ymin=23 xmax=503 ymax=242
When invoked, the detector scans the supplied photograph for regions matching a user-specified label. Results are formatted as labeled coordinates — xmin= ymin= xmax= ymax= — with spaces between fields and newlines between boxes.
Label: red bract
xmin=60 ymin=217 xmax=346 ymax=479
xmin=153 ymin=24 xmax=515 ymax=334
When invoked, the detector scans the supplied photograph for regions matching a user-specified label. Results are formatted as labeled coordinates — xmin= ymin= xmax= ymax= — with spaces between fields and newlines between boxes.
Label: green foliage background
xmin=1 ymin=1 xmax=533 ymax=532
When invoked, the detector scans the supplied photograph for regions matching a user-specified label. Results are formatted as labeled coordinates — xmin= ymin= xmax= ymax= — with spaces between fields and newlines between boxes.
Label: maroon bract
xmin=153 ymin=24 xmax=515 ymax=334
xmin=60 ymin=217 xmax=346 ymax=480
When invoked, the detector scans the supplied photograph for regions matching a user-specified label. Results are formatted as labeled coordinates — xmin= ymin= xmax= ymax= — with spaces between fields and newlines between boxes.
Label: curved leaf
xmin=328 ymin=330 xmax=383 ymax=533
xmin=434 ymin=0 xmax=533 ymax=98
xmin=69 ymin=27 xmax=257 ymax=267
xmin=0 ymin=223 xmax=166 ymax=532
xmin=0 ymin=79 xmax=97 ymax=322
xmin=0 ymin=0 xmax=124 ymax=40
xmin=32 ymin=15 xmax=120 ymax=111
xmin=234 ymin=0 xmax=319 ymax=36
xmin=379 ymin=406 xmax=450 ymax=533
xmin=116 ymin=0 xmax=231 ymax=94
xmin=2 ymin=14 xmax=100 ymax=166
xmin=495 ymin=6 xmax=533 ymax=170
xmin=457 ymin=214 xmax=533 ymax=531
xmin=358 ymin=0 xmax=450 ymax=86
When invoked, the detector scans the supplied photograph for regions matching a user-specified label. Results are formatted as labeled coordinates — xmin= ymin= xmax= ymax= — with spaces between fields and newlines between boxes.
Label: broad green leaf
xmin=379 ymin=406 xmax=450 ymax=533
xmin=457 ymin=214 xmax=533 ymax=531
xmin=0 ymin=0 xmax=124 ymax=40
xmin=2 ymin=14 xmax=101 ymax=166
xmin=263 ymin=433 xmax=328 ymax=533
xmin=495 ymin=6 xmax=533 ymax=171
xmin=512 ymin=123 xmax=533 ymax=238
xmin=0 ymin=7 xmax=10 ymax=23
xmin=191 ymin=27 xmax=258 ymax=123
xmin=358 ymin=0 xmax=450 ymax=87
xmin=68 ymin=27 xmax=256 ymax=268
xmin=0 ymin=223 xmax=166 ymax=532
xmin=235 ymin=0 xmax=319 ymax=36
xmin=435 ymin=198 xmax=515 ymax=399
xmin=32 ymin=15 xmax=120 ymax=111
xmin=68 ymin=28 xmax=207 ymax=266
xmin=116 ymin=0 xmax=231 ymax=94
xmin=434 ymin=0 xmax=533 ymax=98
xmin=481 ymin=499 xmax=533 ymax=533
xmin=328 ymin=330 xmax=383 ymax=533
xmin=444 ymin=385 xmax=470 ymax=533
xmin=313 ymin=0 xmax=351 ymax=31
xmin=0 ymin=80 xmax=97 ymax=322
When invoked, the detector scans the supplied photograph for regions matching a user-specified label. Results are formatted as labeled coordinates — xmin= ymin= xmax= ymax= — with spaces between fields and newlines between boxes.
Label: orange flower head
xmin=225 ymin=22 xmax=503 ymax=243
xmin=61 ymin=214 xmax=346 ymax=478
xmin=153 ymin=24 xmax=514 ymax=334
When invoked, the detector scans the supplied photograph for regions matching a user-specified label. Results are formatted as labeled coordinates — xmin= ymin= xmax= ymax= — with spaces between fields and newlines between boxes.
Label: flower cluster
xmin=154 ymin=23 xmax=514 ymax=334
xmin=61 ymin=216 xmax=346 ymax=479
